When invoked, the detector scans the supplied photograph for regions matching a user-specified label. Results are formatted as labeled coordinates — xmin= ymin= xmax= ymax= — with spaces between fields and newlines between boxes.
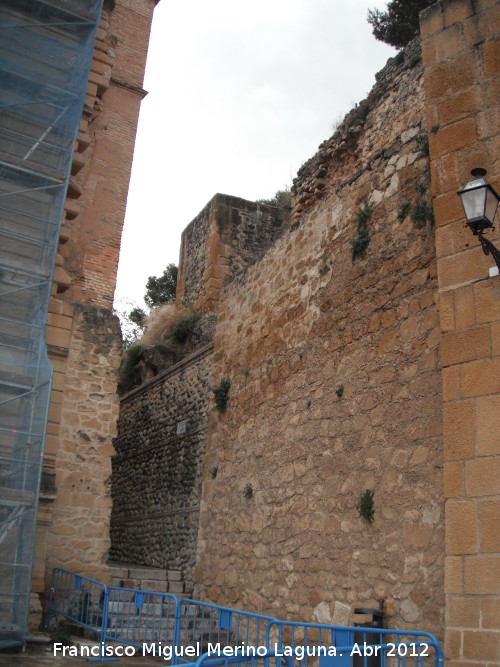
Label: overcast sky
xmin=115 ymin=0 xmax=396 ymax=310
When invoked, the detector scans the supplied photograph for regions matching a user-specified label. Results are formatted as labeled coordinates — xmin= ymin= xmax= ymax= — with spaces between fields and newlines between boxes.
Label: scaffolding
xmin=0 ymin=0 xmax=103 ymax=647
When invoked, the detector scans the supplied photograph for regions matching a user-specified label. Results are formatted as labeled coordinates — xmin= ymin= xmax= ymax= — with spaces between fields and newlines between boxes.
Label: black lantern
xmin=458 ymin=168 xmax=500 ymax=272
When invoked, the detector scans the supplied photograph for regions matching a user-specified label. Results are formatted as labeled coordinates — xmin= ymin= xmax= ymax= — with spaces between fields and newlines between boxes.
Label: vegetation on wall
xmin=256 ymin=187 xmax=292 ymax=210
xmin=213 ymin=378 xmax=231 ymax=412
xmin=411 ymin=134 xmax=434 ymax=229
xmin=171 ymin=312 xmax=202 ymax=343
xmin=412 ymin=200 xmax=434 ymax=228
xmin=414 ymin=133 xmax=429 ymax=157
xmin=118 ymin=263 xmax=178 ymax=347
xmin=397 ymin=201 xmax=411 ymax=222
xmin=358 ymin=489 xmax=375 ymax=524
xmin=351 ymin=202 xmax=372 ymax=261
xmin=117 ymin=304 xmax=215 ymax=395
xmin=118 ymin=343 xmax=143 ymax=393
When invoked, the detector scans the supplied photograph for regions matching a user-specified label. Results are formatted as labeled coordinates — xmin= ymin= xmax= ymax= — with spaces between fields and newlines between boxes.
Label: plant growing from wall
xmin=397 ymin=201 xmax=410 ymax=222
xmin=213 ymin=378 xmax=231 ymax=412
xmin=171 ymin=312 xmax=202 ymax=343
xmin=256 ymin=186 xmax=292 ymax=209
xmin=416 ymin=180 xmax=426 ymax=195
xmin=244 ymin=483 xmax=253 ymax=499
xmin=118 ymin=343 xmax=143 ymax=392
xmin=358 ymin=489 xmax=375 ymax=524
xmin=414 ymin=133 xmax=429 ymax=157
xmin=75 ymin=591 xmax=91 ymax=623
xmin=412 ymin=200 xmax=434 ymax=229
xmin=210 ymin=466 xmax=218 ymax=479
xmin=351 ymin=203 xmax=372 ymax=261
xmin=335 ymin=385 xmax=344 ymax=398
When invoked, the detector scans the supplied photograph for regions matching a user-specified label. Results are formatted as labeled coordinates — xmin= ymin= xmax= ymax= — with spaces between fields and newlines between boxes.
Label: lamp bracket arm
xmin=478 ymin=233 xmax=500 ymax=272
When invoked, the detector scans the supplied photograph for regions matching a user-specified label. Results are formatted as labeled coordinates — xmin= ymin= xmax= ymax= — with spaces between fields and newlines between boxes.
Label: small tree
xmin=144 ymin=263 xmax=178 ymax=309
xmin=367 ymin=0 xmax=435 ymax=49
xmin=129 ymin=306 xmax=147 ymax=328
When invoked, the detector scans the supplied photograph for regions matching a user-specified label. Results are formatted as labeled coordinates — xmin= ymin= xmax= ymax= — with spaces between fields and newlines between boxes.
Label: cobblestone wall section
xmin=195 ymin=44 xmax=444 ymax=635
xmin=110 ymin=345 xmax=213 ymax=584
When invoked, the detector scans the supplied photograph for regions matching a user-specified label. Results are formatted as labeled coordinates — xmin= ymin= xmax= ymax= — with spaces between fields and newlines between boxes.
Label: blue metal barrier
xmin=48 ymin=568 xmax=107 ymax=639
xmin=175 ymin=599 xmax=277 ymax=665
xmin=48 ymin=569 xmax=444 ymax=666
xmin=103 ymin=586 xmax=178 ymax=651
xmin=266 ymin=619 xmax=444 ymax=667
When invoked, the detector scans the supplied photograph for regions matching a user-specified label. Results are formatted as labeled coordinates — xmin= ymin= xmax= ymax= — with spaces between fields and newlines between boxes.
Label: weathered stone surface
xmin=176 ymin=194 xmax=290 ymax=313
xmin=193 ymin=36 xmax=444 ymax=636
xmin=44 ymin=306 xmax=122 ymax=588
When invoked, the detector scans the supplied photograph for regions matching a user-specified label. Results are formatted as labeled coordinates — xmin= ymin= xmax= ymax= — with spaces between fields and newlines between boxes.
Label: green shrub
xmin=213 ymin=378 xmax=231 ymax=412
xmin=412 ymin=200 xmax=434 ymax=228
xmin=351 ymin=203 xmax=372 ymax=261
xmin=256 ymin=187 xmax=292 ymax=209
xmin=358 ymin=489 xmax=375 ymax=524
xmin=153 ymin=342 xmax=178 ymax=362
xmin=170 ymin=312 xmax=201 ymax=343
xmin=397 ymin=201 xmax=411 ymax=222
xmin=414 ymin=133 xmax=429 ymax=157
xmin=118 ymin=343 xmax=143 ymax=392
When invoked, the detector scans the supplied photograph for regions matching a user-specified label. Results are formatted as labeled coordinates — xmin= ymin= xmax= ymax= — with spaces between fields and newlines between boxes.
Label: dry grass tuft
xmin=140 ymin=304 xmax=178 ymax=345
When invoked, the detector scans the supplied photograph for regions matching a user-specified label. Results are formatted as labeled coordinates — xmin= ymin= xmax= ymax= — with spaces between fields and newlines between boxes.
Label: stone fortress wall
xmin=111 ymin=4 xmax=500 ymax=660
xmin=114 ymin=31 xmax=445 ymax=632
xmin=111 ymin=192 xmax=291 ymax=589
xmin=195 ymin=40 xmax=444 ymax=631
xmin=46 ymin=0 xmax=497 ymax=663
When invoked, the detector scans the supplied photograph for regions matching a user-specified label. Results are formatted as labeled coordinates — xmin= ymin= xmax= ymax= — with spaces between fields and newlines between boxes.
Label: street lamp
xmin=458 ymin=168 xmax=500 ymax=272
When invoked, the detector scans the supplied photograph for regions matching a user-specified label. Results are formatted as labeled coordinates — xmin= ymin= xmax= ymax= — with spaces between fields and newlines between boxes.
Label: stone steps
xmin=108 ymin=564 xmax=192 ymax=598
